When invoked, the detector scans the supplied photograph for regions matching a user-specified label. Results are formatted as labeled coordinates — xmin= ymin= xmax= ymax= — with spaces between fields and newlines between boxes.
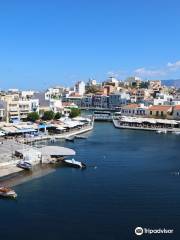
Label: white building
xmin=106 ymin=77 xmax=119 ymax=87
xmin=154 ymin=93 xmax=173 ymax=105
xmin=74 ymin=81 xmax=85 ymax=96
xmin=45 ymin=87 xmax=64 ymax=100
xmin=19 ymin=98 xmax=39 ymax=119
xmin=49 ymin=99 xmax=62 ymax=113
xmin=86 ymin=78 xmax=97 ymax=86
xmin=20 ymin=90 xmax=34 ymax=100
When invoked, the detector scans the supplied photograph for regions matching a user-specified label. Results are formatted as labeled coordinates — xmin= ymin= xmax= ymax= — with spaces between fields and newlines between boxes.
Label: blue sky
xmin=0 ymin=0 xmax=180 ymax=90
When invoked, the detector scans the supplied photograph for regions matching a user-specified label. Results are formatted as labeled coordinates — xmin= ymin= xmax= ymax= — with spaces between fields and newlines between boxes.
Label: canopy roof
xmin=40 ymin=146 xmax=76 ymax=156
xmin=120 ymin=116 xmax=179 ymax=125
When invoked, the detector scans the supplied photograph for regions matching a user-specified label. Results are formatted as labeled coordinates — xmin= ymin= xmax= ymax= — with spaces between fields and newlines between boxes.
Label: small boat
xmin=17 ymin=160 xmax=32 ymax=170
xmin=172 ymin=131 xmax=180 ymax=135
xmin=65 ymin=137 xmax=75 ymax=142
xmin=0 ymin=187 xmax=17 ymax=199
xmin=63 ymin=158 xmax=86 ymax=169
xmin=75 ymin=135 xmax=87 ymax=139
xmin=156 ymin=130 xmax=167 ymax=134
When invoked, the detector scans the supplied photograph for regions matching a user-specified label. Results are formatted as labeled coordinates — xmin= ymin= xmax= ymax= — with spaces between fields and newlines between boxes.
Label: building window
xmin=156 ymin=111 xmax=159 ymax=116
xmin=150 ymin=111 xmax=152 ymax=115
xmin=161 ymin=111 xmax=163 ymax=116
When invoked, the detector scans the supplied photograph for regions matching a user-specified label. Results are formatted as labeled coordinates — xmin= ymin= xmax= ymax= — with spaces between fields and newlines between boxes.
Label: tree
xmin=54 ymin=112 xmax=62 ymax=120
xmin=69 ymin=108 xmax=81 ymax=118
xmin=42 ymin=110 xmax=55 ymax=121
xmin=27 ymin=112 xmax=39 ymax=122
xmin=86 ymin=85 xmax=99 ymax=94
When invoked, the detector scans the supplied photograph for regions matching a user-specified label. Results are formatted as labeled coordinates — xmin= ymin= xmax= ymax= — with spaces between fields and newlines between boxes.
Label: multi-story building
xmin=45 ymin=86 xmax=64 ymax=100
xmin=92 ymin=95 xmax=109 ymax=108
xmin=2 ymin=93 xmax=20 ymax=122
xmin=74 ymin=81 xmax=85 ymax=96
xmin=121 ymin=104 xmax=148 ymax=117
xmin=18 ymin=98 xmax=40 ymax=120
xmin=49 ymin=99 xmax=62 ymax=113
xmin=109 ymin=92 xmax=130 ymax=109
xmin=0 ymin=100 xmax=6 ymax=121
xmin=32 ymin=92 xmax=50 ymax=116
xmin=153 ymin=93 xmax=173 ymax=105
xmin=81 ymin=94 xmax=93 ymax=108
xmin=64 ymin=93 xmax=83 ymax=107
xmin=149 ymin=80 xmax=161 ymax=91
xmin=125 ymin=76 xmax=142 ymax=88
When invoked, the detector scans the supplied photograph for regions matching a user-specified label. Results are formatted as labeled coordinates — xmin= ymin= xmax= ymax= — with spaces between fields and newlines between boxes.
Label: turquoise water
xmin=0 ymin=122 xmax=180 ymax=239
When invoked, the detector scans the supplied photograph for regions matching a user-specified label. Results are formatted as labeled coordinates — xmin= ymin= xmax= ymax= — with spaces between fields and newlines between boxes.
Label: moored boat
xmin=63 ymin=158 xmax=86 ymax=169
xmin=0 ymin=187 xmax=17 ymax=199
xmin=156 ymin=129 xmax=167 ymax=134
xmin=17 ymin=160 xmax=32 ymax=170
xmin=65 ymin=137 xmax=75 ymax=142
xmin=172 ymin=131 xmax=180 ymax=135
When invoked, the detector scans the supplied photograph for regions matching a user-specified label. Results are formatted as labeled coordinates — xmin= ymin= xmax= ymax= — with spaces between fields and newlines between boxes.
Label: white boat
xmin=0 ymin=187 xmax=17 ymax=198
xmin=172 ymin=131 xmax=180 ymax=135
xmin=156 ymin=130 xmax=167 ymax=134
xmin=17 ymin=160 xmax=32 ymax=170
xmin=63 ymin=158 xmax=86 ymax=169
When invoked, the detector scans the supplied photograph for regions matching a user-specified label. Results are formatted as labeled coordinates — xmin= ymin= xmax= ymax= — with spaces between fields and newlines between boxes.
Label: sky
xmin=0 ymin=0 xmax=180 ymax=90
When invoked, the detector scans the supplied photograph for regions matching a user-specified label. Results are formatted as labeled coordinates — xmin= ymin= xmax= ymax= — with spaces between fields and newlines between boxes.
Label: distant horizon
xmin=0 ymin=78 xmax=180 ymax=92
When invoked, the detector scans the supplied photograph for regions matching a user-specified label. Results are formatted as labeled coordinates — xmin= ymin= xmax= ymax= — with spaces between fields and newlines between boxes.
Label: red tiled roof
xmin=174 ymin=105 xmax=180 ymax=110
xmin=69 ymin=93 xmax=82 ymax=97
xmin=123 ymin=104 xmax=139 ymax=109
xmin=148 ymin=105 xmax=172 ymax=111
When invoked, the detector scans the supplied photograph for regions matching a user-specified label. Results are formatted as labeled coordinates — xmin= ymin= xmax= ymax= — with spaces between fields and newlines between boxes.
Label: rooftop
xmin=39 ymin=146 xmax=76 ymax=156
xmin=148 ymin=105 xmax=172 ymax=111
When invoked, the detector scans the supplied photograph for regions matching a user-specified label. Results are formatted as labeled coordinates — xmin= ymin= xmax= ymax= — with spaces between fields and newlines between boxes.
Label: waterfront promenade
xmin=113 ymin=118 xmax=180 ymax=132
xmin=0 ymin=123 xmax=93 ymax=179
xmin=22 ymin=124 xmax=93 ymax=143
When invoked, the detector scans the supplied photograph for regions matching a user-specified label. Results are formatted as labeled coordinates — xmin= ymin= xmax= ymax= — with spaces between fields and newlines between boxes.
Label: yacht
xmin=0 ymin=187 xmax=17 ymax=198
xmin=63 ymin=158 xmax=86 ymax=169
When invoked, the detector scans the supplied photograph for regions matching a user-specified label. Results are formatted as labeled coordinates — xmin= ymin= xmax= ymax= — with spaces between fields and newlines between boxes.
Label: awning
xmin=16 ymin=128 xmax=37 ymax=133
xmin=40 ymin=146 xmax=76 ymax=156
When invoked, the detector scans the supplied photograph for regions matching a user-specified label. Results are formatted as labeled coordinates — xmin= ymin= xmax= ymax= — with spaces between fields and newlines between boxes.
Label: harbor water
xmin=0 ymin=122 xmax=180 ymax=239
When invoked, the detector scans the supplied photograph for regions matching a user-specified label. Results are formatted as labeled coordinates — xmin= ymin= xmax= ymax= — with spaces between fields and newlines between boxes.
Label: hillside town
xmin=0 ymin=76 xmax=180 ymax=123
